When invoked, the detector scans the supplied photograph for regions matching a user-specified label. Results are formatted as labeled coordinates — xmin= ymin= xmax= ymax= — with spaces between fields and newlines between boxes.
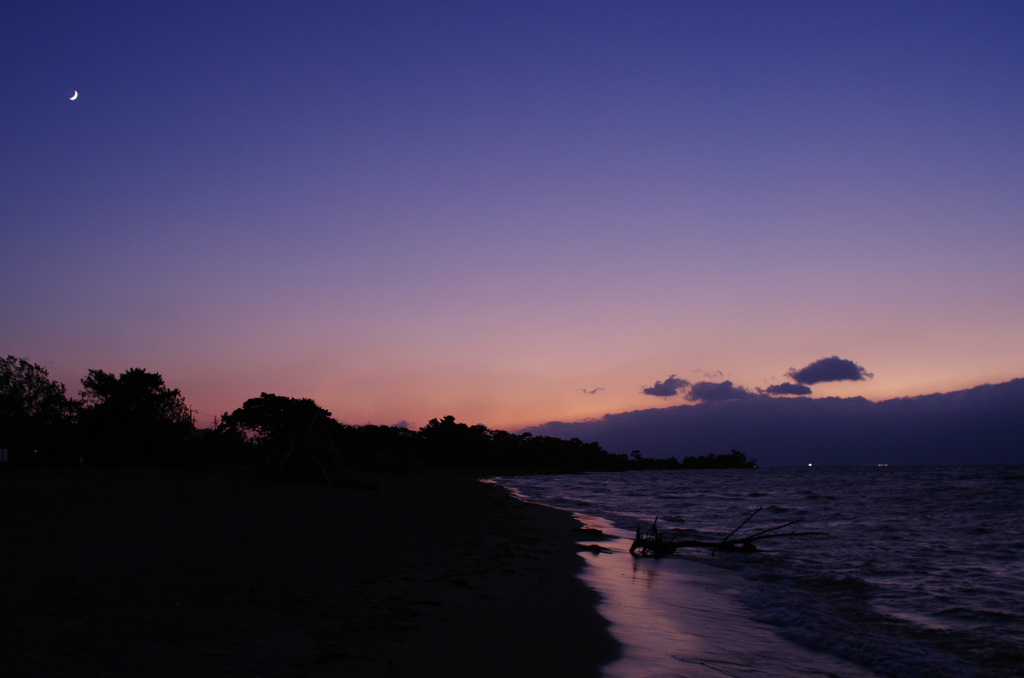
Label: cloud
xmin=582 ymin=387 xmax=605 ymax=395
xmin=686 ymin=380 xmax=753 ymax=402
xmin=522 ymin=378 xmax=1024 ymax=467
xmin=393 ymin=420 xmax=411 ymax=429
xmin=762 ymin=383 xmax=813 ymax=396
xmin=642 ymin=375 xmax=690 ymax=397
xmin=694 ymin=368 xmax=724 ymax=379
xmin=787 ymin=356 xmax=873 ymax=385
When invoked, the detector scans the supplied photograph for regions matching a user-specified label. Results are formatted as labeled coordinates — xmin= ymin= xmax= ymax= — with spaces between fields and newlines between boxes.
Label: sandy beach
xmin=0 ymin=466 xmax=619 ymax=677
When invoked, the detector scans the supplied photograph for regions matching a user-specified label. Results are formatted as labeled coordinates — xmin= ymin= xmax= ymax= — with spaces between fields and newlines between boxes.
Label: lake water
xmin=494 ymin=466 xmax=1024 ymax=678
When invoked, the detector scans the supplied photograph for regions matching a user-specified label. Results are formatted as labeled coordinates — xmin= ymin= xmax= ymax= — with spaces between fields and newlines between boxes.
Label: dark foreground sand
xmin=0 ymin=466 xmax=619 ymax=677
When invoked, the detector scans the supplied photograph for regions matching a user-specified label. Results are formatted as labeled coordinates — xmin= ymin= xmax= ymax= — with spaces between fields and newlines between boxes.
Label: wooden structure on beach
xmin=257 ymin=411 xmax=351 ymax=486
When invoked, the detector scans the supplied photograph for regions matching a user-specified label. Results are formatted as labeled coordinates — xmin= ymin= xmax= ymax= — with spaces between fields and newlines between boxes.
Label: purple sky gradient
xmin=3 ymin=2 xmax=1023 ymax=429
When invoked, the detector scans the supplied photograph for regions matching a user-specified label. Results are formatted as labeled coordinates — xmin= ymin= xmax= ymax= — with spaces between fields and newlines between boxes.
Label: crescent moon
xmin=70 ymin=91 xmax=78 ymax=100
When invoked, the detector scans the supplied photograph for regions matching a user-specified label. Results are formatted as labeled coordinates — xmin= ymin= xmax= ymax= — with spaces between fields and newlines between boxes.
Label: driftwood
xmin=629 ymin=509 xmax=828 ymax=557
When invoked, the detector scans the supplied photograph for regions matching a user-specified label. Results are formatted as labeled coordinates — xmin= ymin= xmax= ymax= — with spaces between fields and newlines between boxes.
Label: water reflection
xmin=573 ymin=513 xmax=881 ymax=678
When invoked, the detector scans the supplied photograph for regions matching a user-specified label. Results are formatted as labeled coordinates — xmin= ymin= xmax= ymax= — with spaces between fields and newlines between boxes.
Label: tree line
xmin=0 ymin=356 xmax=755 ymax=475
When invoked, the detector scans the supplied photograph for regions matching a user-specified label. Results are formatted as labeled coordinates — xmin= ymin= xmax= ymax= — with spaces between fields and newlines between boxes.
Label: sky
xmin=530 ymin=377 xmax=1024 ymax=465
xmin=3 ymin=1 xmax=1023 ymax=431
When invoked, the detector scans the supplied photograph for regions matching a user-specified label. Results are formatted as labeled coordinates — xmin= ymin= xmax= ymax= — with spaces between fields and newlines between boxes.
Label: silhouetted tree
xmin=622 ymin=449 xmax=682 ymax=470
xmin=332 ymin=423 xmax=422 ymax=472
xmin=78 ymin=368 xmax=193 ymax=465
xmin=487 ymin=428 xmax=535 ymax=467
xmin=0 ymin=356 xmax=77 ymax=463
xmin=209 ymin=404 xmax=656 ymax=475
xmin=519 ymin=435 xmax=618 ymax=472
xmin=218 ymin=393 xmax=332 ymax=446
xmin=680 ymin=449 xmax=757 ymax=469
xmin=418 ymin=415 xmax=492 ymax=467
xmin=216 ymin=393 xmax=353 ymax=482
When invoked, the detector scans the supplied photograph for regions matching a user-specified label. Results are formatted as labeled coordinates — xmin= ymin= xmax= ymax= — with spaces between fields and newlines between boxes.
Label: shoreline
xmin=573 ymin=528 xmax=882 ymax=678
xmin=0 ymin=466 xmax=619 ymax=677
xmin=496 ymin=476 xmax=877 ymax=678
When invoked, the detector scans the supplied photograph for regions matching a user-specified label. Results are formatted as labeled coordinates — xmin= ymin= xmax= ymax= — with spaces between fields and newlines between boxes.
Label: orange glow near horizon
xmin=4 ymin=4 xmax=1023 ymax=436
